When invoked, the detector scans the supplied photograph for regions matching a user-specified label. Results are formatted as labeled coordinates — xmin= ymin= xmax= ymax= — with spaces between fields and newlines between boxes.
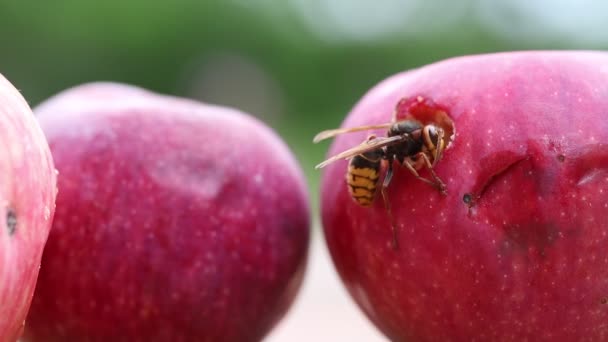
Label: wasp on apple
xmin=314 ymin=111 xmax=448 ymax=249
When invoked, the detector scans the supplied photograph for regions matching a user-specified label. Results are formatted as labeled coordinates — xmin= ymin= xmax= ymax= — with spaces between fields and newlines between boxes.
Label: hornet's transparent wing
xmin=315 ymin=135 xmax=406 ymax=169
xmin=313 ymin=123 xmax=393 ymax=143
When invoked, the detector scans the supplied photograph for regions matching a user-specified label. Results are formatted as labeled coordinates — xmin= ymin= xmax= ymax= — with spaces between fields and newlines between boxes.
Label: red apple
xmin=0 ymin=74 xmax=56 ymax=341
xmin=320 ymin=51 xmax=608 ymax=341
xmin=24 ymin=83 xmax=310 ymax=342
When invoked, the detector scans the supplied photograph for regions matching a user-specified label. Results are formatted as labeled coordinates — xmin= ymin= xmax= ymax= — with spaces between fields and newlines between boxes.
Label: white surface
xmin=266 ymin=230 xmax=387 ymax=342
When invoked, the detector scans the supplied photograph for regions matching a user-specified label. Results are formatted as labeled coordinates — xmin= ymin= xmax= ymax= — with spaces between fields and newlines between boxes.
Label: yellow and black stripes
xmin=346 ymin=152 xmax=382 ymax=206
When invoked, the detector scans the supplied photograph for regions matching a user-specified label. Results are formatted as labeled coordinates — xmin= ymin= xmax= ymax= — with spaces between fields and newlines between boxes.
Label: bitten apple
xmin=24 ymin=83 xmax=310 ymax=342
xmin=320 ymin=51 xmax=608 ymax=341
xmin=0 ymin=74 xmax=56 ymax=341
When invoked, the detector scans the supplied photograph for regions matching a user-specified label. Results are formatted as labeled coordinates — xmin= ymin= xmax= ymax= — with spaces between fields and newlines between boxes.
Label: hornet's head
xmin=422 ymin=124 xmax=445 ymax=166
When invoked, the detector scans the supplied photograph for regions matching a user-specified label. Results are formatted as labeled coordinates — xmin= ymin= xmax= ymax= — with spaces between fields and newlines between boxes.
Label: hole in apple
xmin=394 ymin=95 xmax=456 ymax=151
xmin=462 ymin=193 xmax=475 ymax=207
xmin=6 ymin=208 xmax=17 ymax=236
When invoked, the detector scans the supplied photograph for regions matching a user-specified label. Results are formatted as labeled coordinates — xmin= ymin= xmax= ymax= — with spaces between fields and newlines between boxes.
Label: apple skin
xmin=0 ymin=74 xmax=57 ymax=341
xmin=24 ymin=83 xmax=310 ymax=342
xmin=320 ymin=51 xmax=608 ymax=341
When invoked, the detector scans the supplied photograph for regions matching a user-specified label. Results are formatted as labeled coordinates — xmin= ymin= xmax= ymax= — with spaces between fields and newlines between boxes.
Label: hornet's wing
xmin=315 ymin=135 xmax=406 ymax=169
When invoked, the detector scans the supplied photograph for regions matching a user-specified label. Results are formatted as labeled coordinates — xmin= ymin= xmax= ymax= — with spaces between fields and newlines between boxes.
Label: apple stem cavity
xmin=6 ymin=207 xmax=17 ymax=236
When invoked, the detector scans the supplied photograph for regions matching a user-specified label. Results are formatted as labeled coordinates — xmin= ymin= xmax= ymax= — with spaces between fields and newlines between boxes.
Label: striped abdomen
xmin=346 ymin=150 xmax=383 ymax=207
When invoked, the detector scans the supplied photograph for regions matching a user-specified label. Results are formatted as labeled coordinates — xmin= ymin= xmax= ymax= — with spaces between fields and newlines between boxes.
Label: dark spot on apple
xmin=6 ymin=208 xmax=17 ymax=236
xmin=466 ymin=142 xmax=575 ymax=255
xmin=557 ymin=154 xmax=566 ymax=162
xmin=502 ymin=223 xmax=560 ymax=257
xmin=601 ymin=297 xmax=608 ymax=305
xmin=463 ymin=193 xmax=479 ymax=210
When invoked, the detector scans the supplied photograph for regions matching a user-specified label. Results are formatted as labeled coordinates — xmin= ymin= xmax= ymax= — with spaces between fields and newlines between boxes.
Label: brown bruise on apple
xmin=462 ymin=139 xmax=608 ymax=255
xmin=457 ymin=140 xmax=608 ymax=324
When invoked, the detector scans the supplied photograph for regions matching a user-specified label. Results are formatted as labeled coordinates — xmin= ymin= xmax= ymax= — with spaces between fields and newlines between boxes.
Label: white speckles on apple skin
xmin=25 ymin=83 xmax=310 ymax=342
xmin=322 ymin=52 xmax=608 ymax=341
xmin=0 ymin=74 xmax=56 ymax=341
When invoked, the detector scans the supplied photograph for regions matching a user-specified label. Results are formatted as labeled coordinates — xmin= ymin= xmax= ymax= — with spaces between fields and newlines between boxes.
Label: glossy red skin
xmin=24 ymin=83 xmax=310 ymax=342
xmin=0 ymin=74 xmax=56 ymax=341
xmin=321 ymin=51 xmax=608 ymax=341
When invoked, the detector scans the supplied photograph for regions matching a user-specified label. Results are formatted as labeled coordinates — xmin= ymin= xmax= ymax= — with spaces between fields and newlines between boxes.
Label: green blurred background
xmin=1 ymin=0 xmax=607 ymax=212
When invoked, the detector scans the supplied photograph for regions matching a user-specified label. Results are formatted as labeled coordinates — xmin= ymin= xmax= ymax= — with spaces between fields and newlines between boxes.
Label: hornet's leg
xmin=403 ymin=155 xmax=447 ymax=195
xmin=381 ymin=157 xmax=399 ymax=250
xmin=419 ymin=152 xmax=447 ymax=194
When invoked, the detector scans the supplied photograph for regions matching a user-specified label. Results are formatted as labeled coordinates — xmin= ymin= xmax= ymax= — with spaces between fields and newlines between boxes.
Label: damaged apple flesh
xmin=0 ymin=74 xmax=57 ymax=341
xmin=321 ymin=51 xmax=608 ymax=341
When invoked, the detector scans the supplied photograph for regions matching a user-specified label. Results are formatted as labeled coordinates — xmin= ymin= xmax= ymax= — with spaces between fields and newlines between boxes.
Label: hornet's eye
xmin=429 ymin=126 xmax=438 ymax=141
xmin=423 ymin=125 xmax=440 ymax=150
